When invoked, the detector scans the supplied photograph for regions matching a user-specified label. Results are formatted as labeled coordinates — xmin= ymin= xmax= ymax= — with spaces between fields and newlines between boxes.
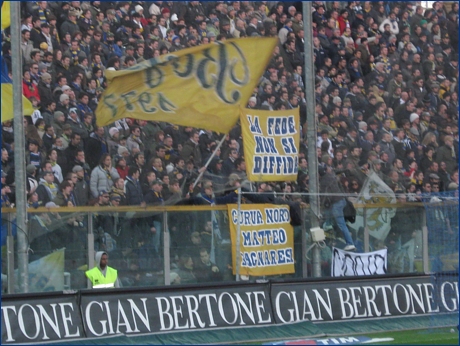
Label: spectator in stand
xmin=181 ymin=130 xmax=202 ymax=167
xmin=436 ymin=135 xmax=457 ymax=174
xmin=125 ymin=166 xmax=144 ymax=206
xmin=72 ymin=165 xmax=90 ymax=206
xmin=53 ymin=180 xmax=76 ymax=207
xmin=90 ymin=153 xmax=120 ymax=198
xmin=35 ymin=170 xmax=58 ymax=205
xmin=85 ymin=126 xmax=108 ymax=169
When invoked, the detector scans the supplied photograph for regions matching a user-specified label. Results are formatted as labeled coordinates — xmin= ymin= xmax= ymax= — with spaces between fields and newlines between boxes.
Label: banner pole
xmin=303 ymin=2 xmax=322 ymax=278
xmin=192 ymin=134 xmax=227 ymax=189
xmin=235 ymin=187 xmax=242 ymax=281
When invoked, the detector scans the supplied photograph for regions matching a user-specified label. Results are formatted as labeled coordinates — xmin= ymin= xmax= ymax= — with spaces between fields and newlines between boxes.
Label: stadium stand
xmin=1 ymin=1 xmax=458 ymax=290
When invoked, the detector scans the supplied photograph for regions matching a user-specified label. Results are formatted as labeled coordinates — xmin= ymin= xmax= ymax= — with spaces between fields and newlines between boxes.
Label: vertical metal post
xmin=11 ymin=1 xmax=29 ymax=293
xmin=87 ymin=212 xmax=95 ymax=288
xmin=422 ymin=226 xmax=429 ymax=273
xmin=163 ymin=211 xmax=170 ymax=285
xmin=235 ymin=187 xmax=242 ymax=281
xmin=364 ymin=208 xmax=369 ymax=253
xmin=303 ymin=2 xmax=321 ymax=277
xmin=6 ymin=212 xmax=15 ymax=293
xmin=301 ymin=208 xmax=308 ymax=278
xmin=364 ymin=227 xmax=370 ymax=253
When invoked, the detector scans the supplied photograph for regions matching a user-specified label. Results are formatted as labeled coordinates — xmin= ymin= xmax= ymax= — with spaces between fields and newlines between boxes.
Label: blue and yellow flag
xmin=240 ymin=107 xmax=300 ymax=182
xmin=96 ymin=37 xmax=278 ymax=133
xmin=228 ymin=204 xmax=295 ymax=276
xmin=1 ymin=1 xmax=11 ymax=30
xmin=1 ymin=55 xmax=35 ymax=122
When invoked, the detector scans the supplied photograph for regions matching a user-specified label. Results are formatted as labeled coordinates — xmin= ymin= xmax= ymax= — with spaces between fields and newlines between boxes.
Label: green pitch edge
xmin=55 ymin=320 xmax=324 ymax=345
xmin=49 ymin=314 xmax=459 ymax=345
xmin=313 ymin=313 xmax=459 ymax=336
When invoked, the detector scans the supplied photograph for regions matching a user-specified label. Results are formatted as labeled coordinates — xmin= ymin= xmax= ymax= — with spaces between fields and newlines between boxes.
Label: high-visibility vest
xmin=85 ymin=266 xmax=117 ymax=288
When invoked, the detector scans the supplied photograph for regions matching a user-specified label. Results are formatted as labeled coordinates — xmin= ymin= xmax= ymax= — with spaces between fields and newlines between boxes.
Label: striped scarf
xmin=38 ymin=9 xmax=47 ymax=24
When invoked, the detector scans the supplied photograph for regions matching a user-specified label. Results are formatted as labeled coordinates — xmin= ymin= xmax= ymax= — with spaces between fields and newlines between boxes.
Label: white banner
xmin=331 ymin=247 xmax=387 ymax=277
xmin=15 ymin=248 xmax=65 ymax=292
xmin=354 ymin=172 xmax=396 ymax=241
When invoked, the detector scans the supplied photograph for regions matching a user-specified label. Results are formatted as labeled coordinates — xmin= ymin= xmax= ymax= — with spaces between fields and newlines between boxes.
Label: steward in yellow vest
xmin=85 ymin=251 xmax=120 ymax=288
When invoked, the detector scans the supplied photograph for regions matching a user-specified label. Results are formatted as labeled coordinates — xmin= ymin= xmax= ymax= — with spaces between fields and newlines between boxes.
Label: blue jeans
xmin=325 ymin=198 xmax=354 ymax=246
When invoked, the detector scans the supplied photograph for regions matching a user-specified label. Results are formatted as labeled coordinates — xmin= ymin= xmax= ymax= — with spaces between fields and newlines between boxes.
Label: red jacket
xmin=337 ymin=16 xmax=350 ymax=35
xmin=23 ymin=80 xmax=40 ymax=102
xmin=116 ymin=166 xmax=129 ymax=180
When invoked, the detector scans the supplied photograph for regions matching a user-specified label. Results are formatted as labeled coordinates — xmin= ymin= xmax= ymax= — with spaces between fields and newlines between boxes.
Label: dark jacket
xmin=144 ymin=190 xmax=164 ymax=224
xmin=74 ymin=177 xmax=90 ymax=206
xmin=85 ymin=132 xmax=108 ymax=170
xmin=124 ymin=176 xmax=144 ymax=206
xmin=436 ymin=145 xmax=457 ymax=174
xmin=54 ymin=60 xmax=72 ymax=83
xmin=60 ymin=18 xmax=80 ymax=38
xmin=181 ymin=139 xmax=202 ymax=166
xmin=319 ymin=170 xmax=344 ymax=206
xmin=38 ymin=81 xmax=54 ymax=107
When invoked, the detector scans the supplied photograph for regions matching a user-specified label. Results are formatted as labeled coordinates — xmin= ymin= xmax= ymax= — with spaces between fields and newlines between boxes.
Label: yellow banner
xmin=228 ymin=204 xmax=295 ymax=276
xmin=96 ymin=38 xmax=278 ymax=133
xmin=1 ymin=84 xmax=36 ymax=122
xmin=1 ymin=1 xmax=10 ymax=30
xmin=240 ymin=107 xmax=300 ymax=181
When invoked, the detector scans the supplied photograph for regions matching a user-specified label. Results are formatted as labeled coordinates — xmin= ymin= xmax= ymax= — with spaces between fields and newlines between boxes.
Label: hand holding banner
xmin=96 ymin=38 xmax=278 ymax=134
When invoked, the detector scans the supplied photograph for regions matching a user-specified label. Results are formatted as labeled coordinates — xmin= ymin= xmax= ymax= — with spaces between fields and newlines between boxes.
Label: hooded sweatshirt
xmin=86 ymin=251 xmax=120 ymax=288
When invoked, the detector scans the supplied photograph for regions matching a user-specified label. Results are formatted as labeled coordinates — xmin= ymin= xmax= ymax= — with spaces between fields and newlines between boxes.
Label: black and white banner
xmin=270 ymin=276 xmax=458 ymax=323
xmin=331 ymin=247 xmax=387 ymax=277
xmin=2 ymin=275 xmax=458 ymax=343
xmin=1 ymin=295 xmax=82 ymax=344
xmin=80 ymin=285 xmax=273 ymax=337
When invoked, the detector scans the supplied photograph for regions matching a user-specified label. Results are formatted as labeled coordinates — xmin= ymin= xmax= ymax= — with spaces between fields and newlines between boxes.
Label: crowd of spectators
xmin=1 ymin=1 xmax=459 ymax=284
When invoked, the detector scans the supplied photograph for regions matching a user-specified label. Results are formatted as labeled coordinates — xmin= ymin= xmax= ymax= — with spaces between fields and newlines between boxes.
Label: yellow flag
xmin=240 ymin=107 xmax=300 ymax=182
xmin=96 ymin=37 xmax=278 ymax=133
xmin=1 ymin=85 xmax=36 ymax=122
xmin=1 ymin=1 xmax=10 ymax=30
xmin=228 ymin=204 xmax=295 ymax=276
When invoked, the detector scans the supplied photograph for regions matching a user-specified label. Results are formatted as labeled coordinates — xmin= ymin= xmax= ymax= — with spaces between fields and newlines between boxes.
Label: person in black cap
xmin=219 ymin=18 xmax=232 ymax=39
xmin=34 ymin=22 xmax=50 ymax=50
xmin=186 ymin=34 xmax=198 ymax=47
xmin=352 ymin=9 xmax=365 ymax=30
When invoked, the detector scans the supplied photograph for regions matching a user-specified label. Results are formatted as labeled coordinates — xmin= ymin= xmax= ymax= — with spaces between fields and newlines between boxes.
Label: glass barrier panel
xmin=167 ymin=209 xmax=233 ymax=286
xmin=95 ymin=209 xmax=165 ymax=288
xmin=26 ymin=210 xmax=87 ymax=293
xmin=310 ymin=201 xmax=428 ymax=277
xmin=2 ymin=194 xmax=457 ymax=293
xmin=425 ymin=197 xmax=459 ymax=272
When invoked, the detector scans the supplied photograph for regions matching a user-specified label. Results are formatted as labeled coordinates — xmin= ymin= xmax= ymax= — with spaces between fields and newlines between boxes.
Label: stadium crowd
xmin=1 ymin=1 xmax=459 ymax=285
